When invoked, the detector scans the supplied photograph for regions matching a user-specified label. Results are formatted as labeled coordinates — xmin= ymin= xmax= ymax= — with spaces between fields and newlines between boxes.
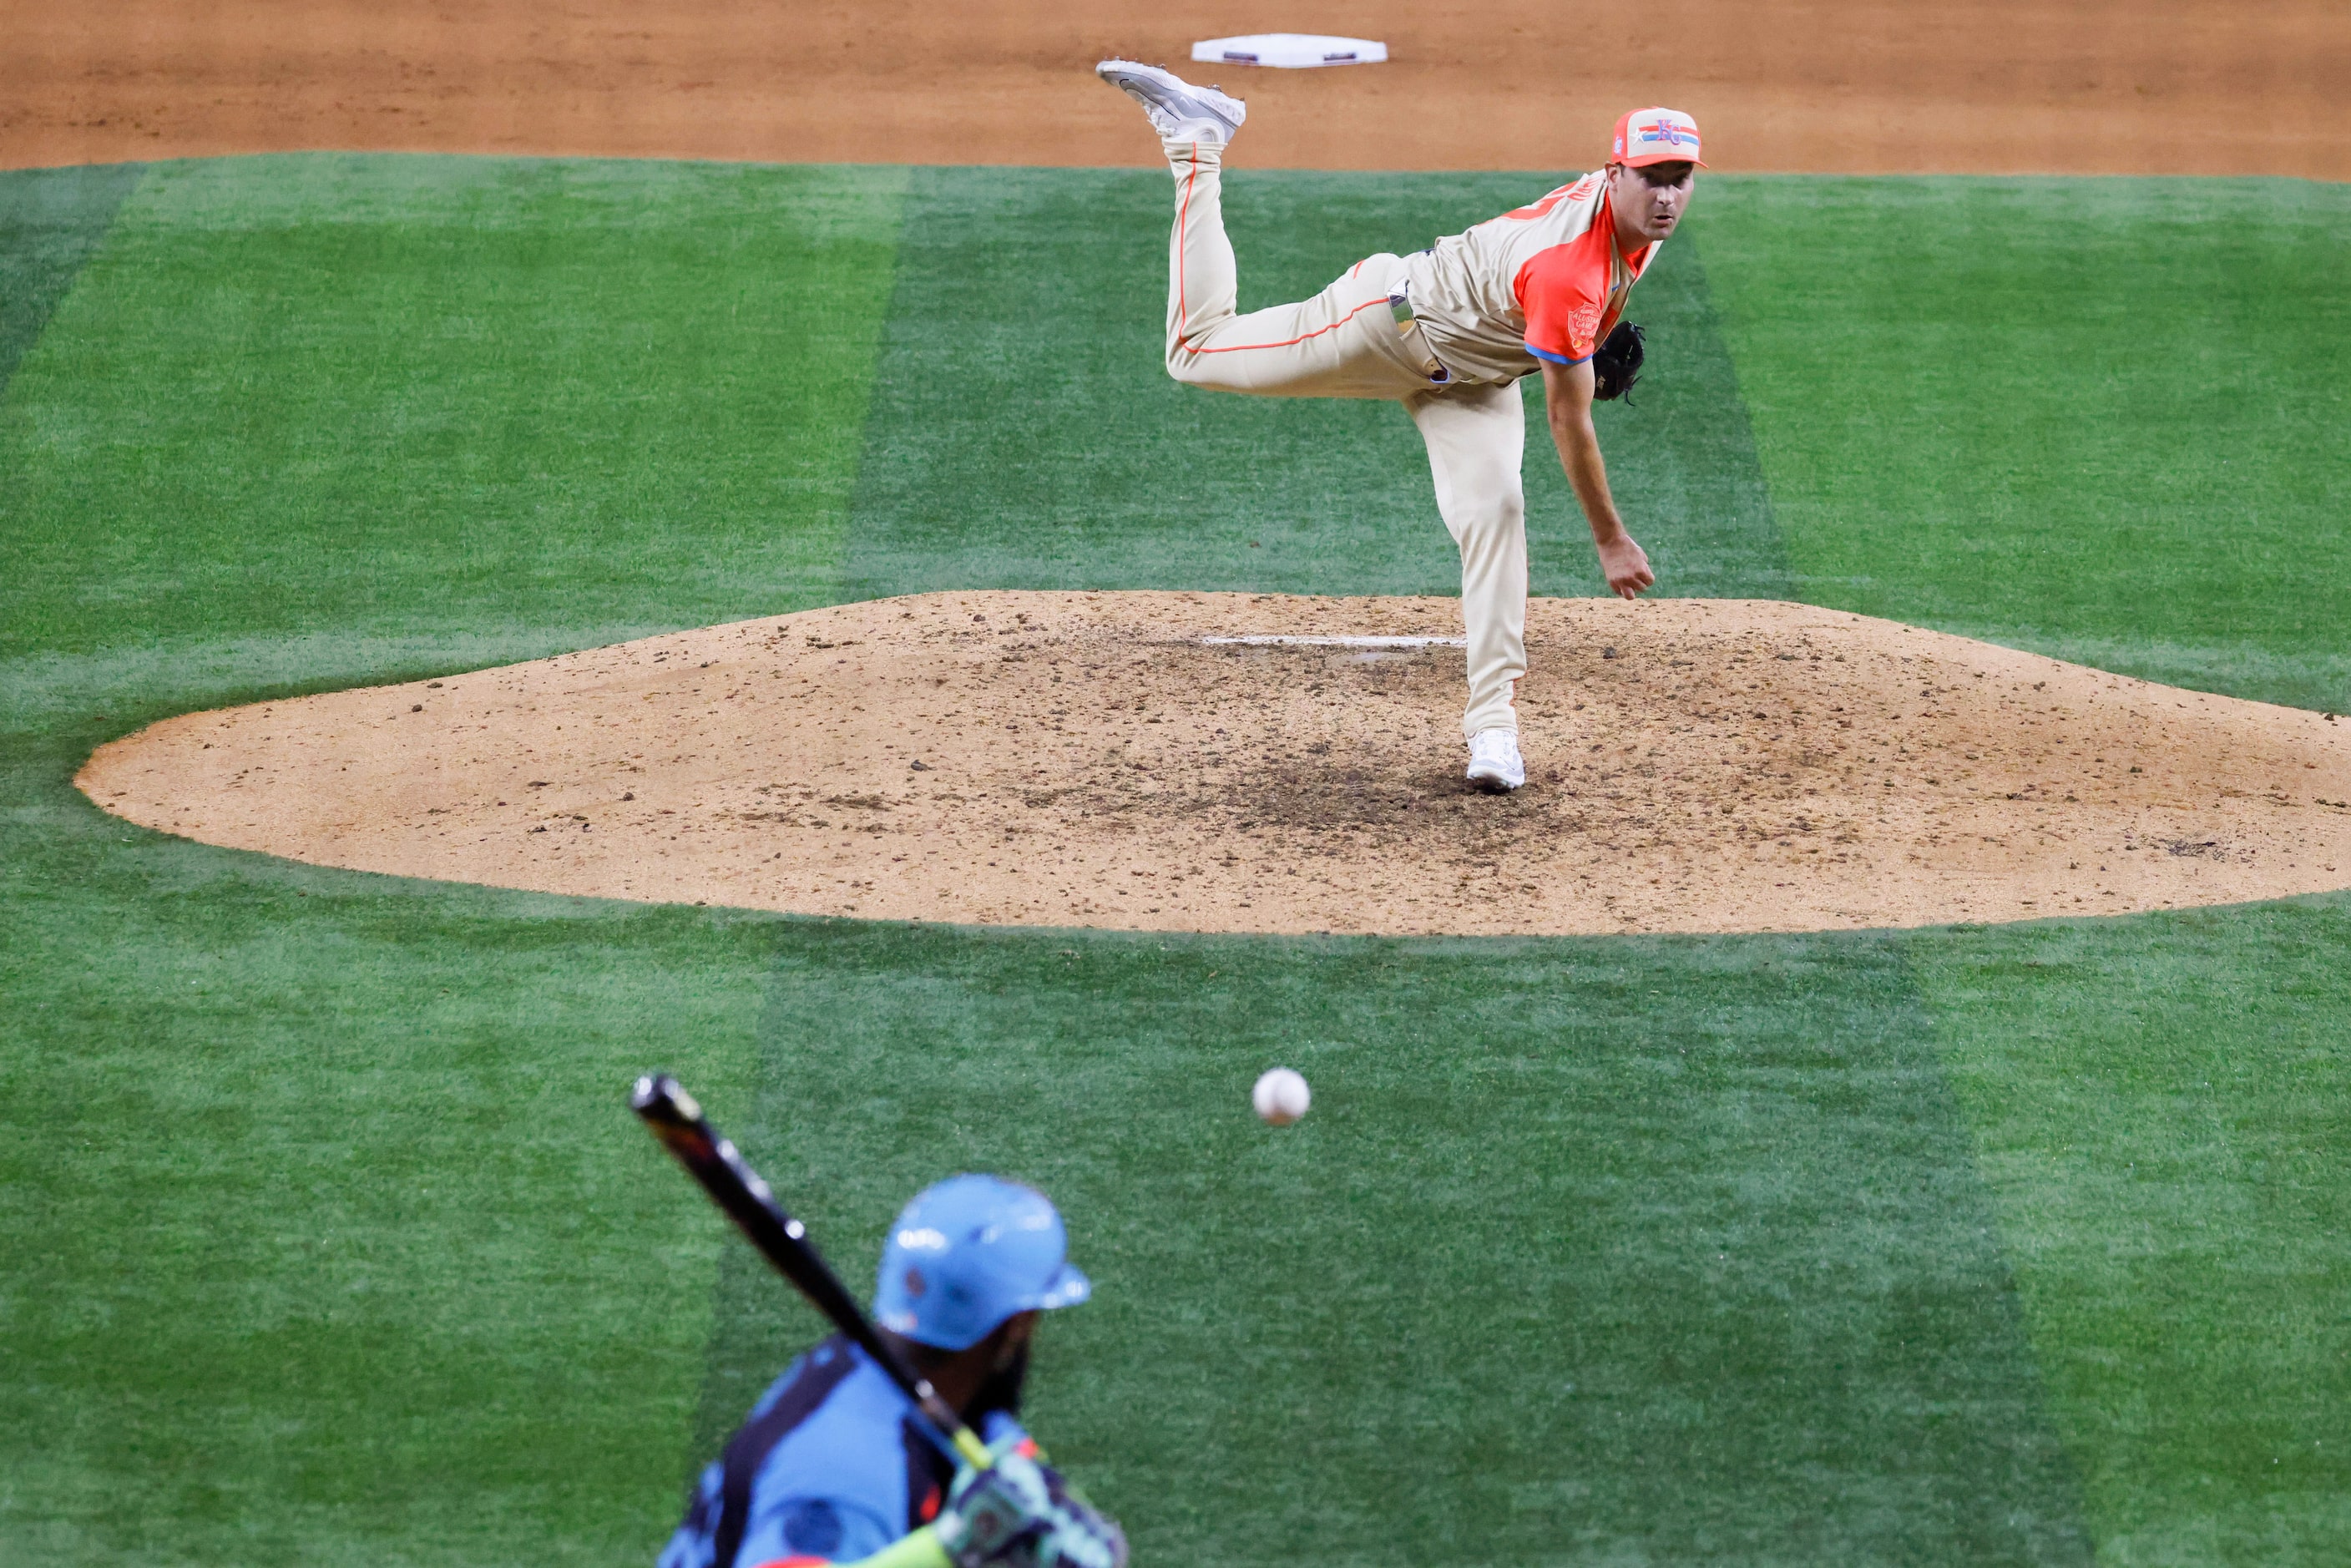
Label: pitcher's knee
xmin=1167 ymin=346 xmax=1252 ymax=393
xmin=1450 ymin=488 xmax=1525 ymax=547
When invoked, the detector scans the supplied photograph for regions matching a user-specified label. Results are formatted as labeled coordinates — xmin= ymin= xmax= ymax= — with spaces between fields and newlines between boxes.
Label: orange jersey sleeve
xmin=1514 ymin=223 xmax=1608 ymax=364
xmin=1523 ymin=223 xmax=1617 ymax=364
xmin=1514 ymin=226 xmax=1615 ymax=365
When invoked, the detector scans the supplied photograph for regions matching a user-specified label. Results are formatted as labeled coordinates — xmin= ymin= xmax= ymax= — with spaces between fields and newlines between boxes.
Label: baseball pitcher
xmin=1097 ymin=61 xmax=1702 ymax=792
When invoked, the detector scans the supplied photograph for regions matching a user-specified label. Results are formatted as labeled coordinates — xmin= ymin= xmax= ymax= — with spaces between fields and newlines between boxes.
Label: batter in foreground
xmin=1097 ymin=62 xmax=1701 ymax=792
xmin=660 ymin=1176 xmax=1117 ymax=1568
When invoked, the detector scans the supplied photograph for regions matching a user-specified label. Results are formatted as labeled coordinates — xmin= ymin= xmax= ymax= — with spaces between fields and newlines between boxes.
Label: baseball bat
xmin=630 ymin=1072 xmax=993 ymax=1469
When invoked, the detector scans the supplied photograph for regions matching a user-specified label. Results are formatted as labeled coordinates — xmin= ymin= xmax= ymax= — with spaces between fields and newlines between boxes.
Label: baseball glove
xmin=1592 ymin=321 xmax=1646 ymax=402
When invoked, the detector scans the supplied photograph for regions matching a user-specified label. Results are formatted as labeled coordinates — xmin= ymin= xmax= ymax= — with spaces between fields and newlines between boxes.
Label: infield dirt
xmin=8 ymin=0 xmax=2347 ymax=177
xmin=79 ymin=592 xmax=2351 ymax=938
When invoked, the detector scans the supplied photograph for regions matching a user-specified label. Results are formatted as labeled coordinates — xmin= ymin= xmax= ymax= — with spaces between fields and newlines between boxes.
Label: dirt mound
xmin=77 ymin=592 xmax=2351 ymax=936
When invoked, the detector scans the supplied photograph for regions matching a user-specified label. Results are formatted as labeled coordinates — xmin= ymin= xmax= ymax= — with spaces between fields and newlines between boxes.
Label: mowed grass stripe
xmin=0 ymin=852 xmax=787 ymax=1565
xmin=1913 ymin=904 xmax=2351 ymax=1563
xmin=0 ymin=154 xmax=908 ymax=1565
xmin=700 ymin=923 xmax=2090 ymax=1565
xmin=1701 ymin=175 xmax=2351 ymax=711
xmin=842 ymin=167 xmax=1788 ymax=602
xmin=2 ymin=154 xmax=907 ymax=672
xmin=0 ymin=163 xmax=144 ymax=396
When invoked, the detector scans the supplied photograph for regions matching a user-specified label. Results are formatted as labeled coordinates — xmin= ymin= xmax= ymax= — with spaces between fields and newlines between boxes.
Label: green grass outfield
xmin=3 ymin=155 xmax=2348 ymax=1565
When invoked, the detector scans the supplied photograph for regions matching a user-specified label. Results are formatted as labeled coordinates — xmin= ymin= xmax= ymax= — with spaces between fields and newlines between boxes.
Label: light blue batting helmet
xmin=873 ymin=1175 xmax=1091 ymax=1351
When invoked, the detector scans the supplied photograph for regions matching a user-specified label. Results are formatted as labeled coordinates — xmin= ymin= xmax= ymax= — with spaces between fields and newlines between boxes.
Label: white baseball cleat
xmin=1095 ymin=60 xmax=1246 ymax=144
xmin=1465 ymin=729 xmax=1526 ymax=792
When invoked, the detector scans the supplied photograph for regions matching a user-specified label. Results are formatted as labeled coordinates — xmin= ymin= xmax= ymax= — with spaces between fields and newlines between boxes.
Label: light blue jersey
xmin=660 ymin=1335 xmax=1024 ymax=1568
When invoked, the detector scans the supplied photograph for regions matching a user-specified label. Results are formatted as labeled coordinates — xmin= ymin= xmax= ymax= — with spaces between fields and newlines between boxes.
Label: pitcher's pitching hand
xmin=1597 ymin=532 xmax=1656 ymax=599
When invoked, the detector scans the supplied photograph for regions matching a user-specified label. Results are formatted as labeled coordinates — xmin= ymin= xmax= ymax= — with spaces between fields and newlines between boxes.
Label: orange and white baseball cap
xmin=1611 ymin=108 xmax=1706 ymax=168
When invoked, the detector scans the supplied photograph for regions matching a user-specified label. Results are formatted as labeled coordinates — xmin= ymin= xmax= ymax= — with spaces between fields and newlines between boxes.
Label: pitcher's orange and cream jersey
xmin=1401 ymin=171 xmax=1657 ymax=384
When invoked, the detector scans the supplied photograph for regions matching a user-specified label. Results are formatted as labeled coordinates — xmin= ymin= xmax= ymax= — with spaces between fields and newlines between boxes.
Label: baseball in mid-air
xmin=1251 ymin=1067 xmax=1311 ymax=1125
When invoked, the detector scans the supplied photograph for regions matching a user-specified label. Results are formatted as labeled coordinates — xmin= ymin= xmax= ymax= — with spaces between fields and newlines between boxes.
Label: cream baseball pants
xmin=1160 ymin=138 xmax=1528 ymax=741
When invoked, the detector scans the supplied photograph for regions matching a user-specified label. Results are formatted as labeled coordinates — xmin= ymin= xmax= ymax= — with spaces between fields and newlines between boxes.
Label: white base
xmin=1191 ymin=33 xmax=1388 ymax=68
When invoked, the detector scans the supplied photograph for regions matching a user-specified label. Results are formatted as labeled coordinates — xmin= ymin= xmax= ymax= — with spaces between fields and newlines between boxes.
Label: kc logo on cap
xmin=1610 ymin=107 xmax=1706 ymax=169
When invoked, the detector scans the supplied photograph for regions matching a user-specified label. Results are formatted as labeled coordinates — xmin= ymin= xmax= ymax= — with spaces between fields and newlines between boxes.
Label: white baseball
xmin=1251 ymin=1067 xmax=1311 ymax=1125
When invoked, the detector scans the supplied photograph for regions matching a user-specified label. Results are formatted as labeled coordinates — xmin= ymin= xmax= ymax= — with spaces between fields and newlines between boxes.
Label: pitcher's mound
xmin=78 ymin=592 xmax=2351 ymax=936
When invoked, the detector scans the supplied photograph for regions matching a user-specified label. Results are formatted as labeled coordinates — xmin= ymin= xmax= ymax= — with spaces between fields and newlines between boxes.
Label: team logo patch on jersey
xmin=1569 ymin=301 xmax=1604 ymax=346
xmin=781 ymin=1500 xmax=844 ymax=1556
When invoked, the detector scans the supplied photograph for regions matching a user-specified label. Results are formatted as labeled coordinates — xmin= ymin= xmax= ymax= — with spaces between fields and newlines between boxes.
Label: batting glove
xmin=933 ymin=1450 xmax=1126 ymax=1568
